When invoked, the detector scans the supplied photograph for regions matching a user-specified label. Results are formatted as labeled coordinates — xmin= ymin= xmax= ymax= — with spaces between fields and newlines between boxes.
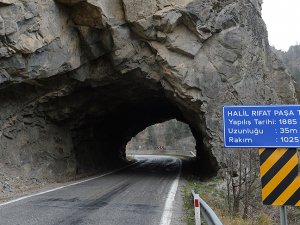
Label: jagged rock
xmin=157 ymin=31 xmax=167 ymax=41
xmin=57 ymin=0 xmax=125 ymax=26
xmin=76 ymin=26 xmax=108 ymax=60
xmin=0 ymin=0 xmax=14 ymax=5
xmin=71 ymin=1 xmax=105 ymax=28
xmin=157 ymin=0 xmax=172 ymax=9
xmin=15 ymin=34 xmax=44 ymax=54
xmin=0 ymin=15 xmax=4 ymax=35
xmin=157 ymin=10 xmax=182 ymax=33
xmin=111 ymin=25 xmax=137 ymax=66
xmin=166 ymin=25 xmax=202 ymax=58
xmin=97 ymin=0 xmax=126 ymax=26
xmin=122 ymin=0 xmax=158 ymax=22
xmin=0 ymin=0 xmax=297 ymax=181
xmin=4 ymin=20 xmax=18 ymax=35
xmin=56 ymin=0 xmax=84 ymax=5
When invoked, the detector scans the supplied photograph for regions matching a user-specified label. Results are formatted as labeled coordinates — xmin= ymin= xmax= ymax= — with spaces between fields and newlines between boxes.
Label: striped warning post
xmin=259 ymin=148 xmax=300 ymax=206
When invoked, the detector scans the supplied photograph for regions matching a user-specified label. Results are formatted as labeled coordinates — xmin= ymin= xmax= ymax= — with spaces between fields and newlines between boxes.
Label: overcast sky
xmin=262 ymin=0 xmax=300 ymax=51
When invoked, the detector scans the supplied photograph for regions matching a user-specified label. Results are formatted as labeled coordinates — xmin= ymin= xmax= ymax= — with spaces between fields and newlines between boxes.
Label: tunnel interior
xmin=67 ymin=72 xmax=185 ymax=171
xmin=68 ymin=71 xmax=217 ymax=176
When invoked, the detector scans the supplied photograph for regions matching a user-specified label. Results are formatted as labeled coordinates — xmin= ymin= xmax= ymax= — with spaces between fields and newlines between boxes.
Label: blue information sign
xmin=223 ymin=105 xmax=300 ymax=147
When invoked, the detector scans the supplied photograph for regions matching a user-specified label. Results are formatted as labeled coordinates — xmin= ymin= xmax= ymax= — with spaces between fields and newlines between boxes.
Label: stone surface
xmin=0 ymin=15 xmax=4 ymax=35
xmin=56 ymin=0 xmax=84 ymax=5
xmin=0 ymin=0 xmax=14 ymax=5
xmin=122 ymin=0 xmax=158 ymax=22
xmin=71 ymin=1 xmax=105 ymax=28
xmin=166 ymin=25 xmax=202 ymax=57
xmin=0 ymin=0 xmax=297 ymax=181
xmin=272 ymin=45 xmax=300 ymax=100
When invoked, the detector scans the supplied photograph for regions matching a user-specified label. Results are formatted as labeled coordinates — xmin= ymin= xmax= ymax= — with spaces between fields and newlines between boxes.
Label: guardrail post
xmin=280 ymin=206 xmax=288 ymax=225
xmin=193 ymin=193 xmax=201 ymax=225
xmin=192 ymin=190 xmax=224 ymax=225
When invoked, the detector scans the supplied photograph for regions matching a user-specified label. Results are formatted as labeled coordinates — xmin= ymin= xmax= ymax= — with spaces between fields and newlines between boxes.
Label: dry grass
xmin=181 ymin=176 xmax=280 ymax=225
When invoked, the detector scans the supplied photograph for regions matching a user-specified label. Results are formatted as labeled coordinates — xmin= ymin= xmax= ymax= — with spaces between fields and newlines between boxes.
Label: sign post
xmin=223 ymin=105 xmax=300 ymax=225
xmin=258 ymin=148 xmax=299 ymax=206
xmin=194 ymin=193 xmax=201 ymax=225
xmin=280 ymin=206 xmax=288 ymax=225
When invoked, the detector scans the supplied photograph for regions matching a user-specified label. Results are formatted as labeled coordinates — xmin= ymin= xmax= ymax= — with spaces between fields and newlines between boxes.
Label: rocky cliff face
xmin=0 ymin=0 xmax=297 ymax=180
xmin=272 ymin=45 xmax=300 ymax=101
xmin=272 ymin=45 xmax=300 ymax=83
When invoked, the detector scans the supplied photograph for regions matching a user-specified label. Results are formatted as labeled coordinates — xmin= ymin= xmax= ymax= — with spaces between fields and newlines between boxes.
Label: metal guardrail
xmin=191 ymin=190 xmax=223 ymax=225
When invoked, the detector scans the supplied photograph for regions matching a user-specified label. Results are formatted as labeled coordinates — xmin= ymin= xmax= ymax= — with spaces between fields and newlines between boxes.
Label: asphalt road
xmin=0 ymin=155 xmax=182 ymax=225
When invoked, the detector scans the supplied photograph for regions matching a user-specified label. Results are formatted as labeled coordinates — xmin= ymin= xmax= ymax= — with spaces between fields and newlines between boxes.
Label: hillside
xmin=272 ymin=45 xmax=300 ymax=83
xmin=126 ymin=120 xmax=195 ymax=151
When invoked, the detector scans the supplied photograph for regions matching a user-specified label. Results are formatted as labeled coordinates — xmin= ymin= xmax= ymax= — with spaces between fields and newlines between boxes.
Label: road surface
xmin=0 ymin=155 xmax=182 ymax=225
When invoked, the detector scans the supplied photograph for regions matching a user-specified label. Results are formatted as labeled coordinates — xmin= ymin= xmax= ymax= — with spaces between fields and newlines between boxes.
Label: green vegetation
xmin=181 ymin=176 xmax=299 ymax=225
xmin=182 ymin=177 xmax=225 ymax=225
xmin=126 ymin=155 xmax=136 ymax=162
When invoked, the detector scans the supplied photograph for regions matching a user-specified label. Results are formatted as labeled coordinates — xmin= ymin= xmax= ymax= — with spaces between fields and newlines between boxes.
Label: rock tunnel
xmin=0 ymin=0 xmax=297 ymax=181
xmin=0 ymin=65 xmax=216 ymax=179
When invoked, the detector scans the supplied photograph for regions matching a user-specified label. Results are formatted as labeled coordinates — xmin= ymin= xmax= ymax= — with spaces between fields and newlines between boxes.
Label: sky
xmin=262 ymin=0 xmax=300 ymax=51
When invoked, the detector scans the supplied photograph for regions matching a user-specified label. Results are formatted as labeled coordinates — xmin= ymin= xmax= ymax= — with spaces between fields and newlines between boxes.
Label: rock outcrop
xmin=271 ymin=45 xmax=300 ymax=102
xmin=0 ymin=0 xmax=297 ymax=180
xmin=272 ymin=45 xmax=300 ymax=83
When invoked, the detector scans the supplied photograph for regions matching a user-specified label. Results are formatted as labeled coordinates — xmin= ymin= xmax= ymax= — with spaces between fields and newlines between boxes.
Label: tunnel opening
xmin=126 ymin=119 xmax=196 ymax=155
xmin=68 ymin=73 xmax=187 ymax=174
xmin=63 ymin=69 xmax=218 ymax=177
xmin=0 ymin=67 xmax=219 ymax=181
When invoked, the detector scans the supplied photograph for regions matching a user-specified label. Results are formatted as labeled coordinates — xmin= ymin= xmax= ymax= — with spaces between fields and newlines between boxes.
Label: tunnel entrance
xmin=66 ymin=69 xmax=217 ymax=176
xmin=1 ymin=0 xmax=295 ymax=187
xmin=0 ymin=67 xmax=218 ymax=181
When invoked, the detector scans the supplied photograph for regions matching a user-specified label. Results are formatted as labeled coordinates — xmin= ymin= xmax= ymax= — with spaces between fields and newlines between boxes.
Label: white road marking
xmin=159 ymin=159 xmax=182 ymax=225
xmin=0 ymin=162 xmax=138 ymax=207
xmin=190 ymin=151 xmax=196 ymax=156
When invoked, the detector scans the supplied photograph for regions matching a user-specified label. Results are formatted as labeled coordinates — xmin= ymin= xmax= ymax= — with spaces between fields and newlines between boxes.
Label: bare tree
xmin=224 ymin=150 xmax=260 ymax=218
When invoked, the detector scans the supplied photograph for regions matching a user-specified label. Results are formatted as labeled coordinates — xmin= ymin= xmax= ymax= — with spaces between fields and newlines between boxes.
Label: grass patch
xmin=182 ymin=176 xmax=224 ymax=225
xmin=181 ymin=176 xmax=274 ymax=225
xmin=126 ymin=155 xmax=136 ymax=161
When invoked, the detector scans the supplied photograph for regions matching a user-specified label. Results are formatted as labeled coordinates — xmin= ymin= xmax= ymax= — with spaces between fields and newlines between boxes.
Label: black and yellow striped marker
xmin=259 ymin=148 xmax=300 ymax=206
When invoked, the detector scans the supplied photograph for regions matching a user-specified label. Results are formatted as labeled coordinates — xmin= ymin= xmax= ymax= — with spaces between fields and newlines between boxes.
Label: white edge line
xmin=159 ymin=159 xmax=182 ymax=225
xmin=0 ymin=162 xmax=139 ymax=207
xmin=190 ymin=151 xmax=196 ymax=157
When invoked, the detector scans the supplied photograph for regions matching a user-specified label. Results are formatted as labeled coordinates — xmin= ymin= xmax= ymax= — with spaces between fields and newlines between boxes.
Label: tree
xmin=145 ymin=126 xmax=157 ymax=149
xmin=224 ymin=150 xmax=260 ymax=218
